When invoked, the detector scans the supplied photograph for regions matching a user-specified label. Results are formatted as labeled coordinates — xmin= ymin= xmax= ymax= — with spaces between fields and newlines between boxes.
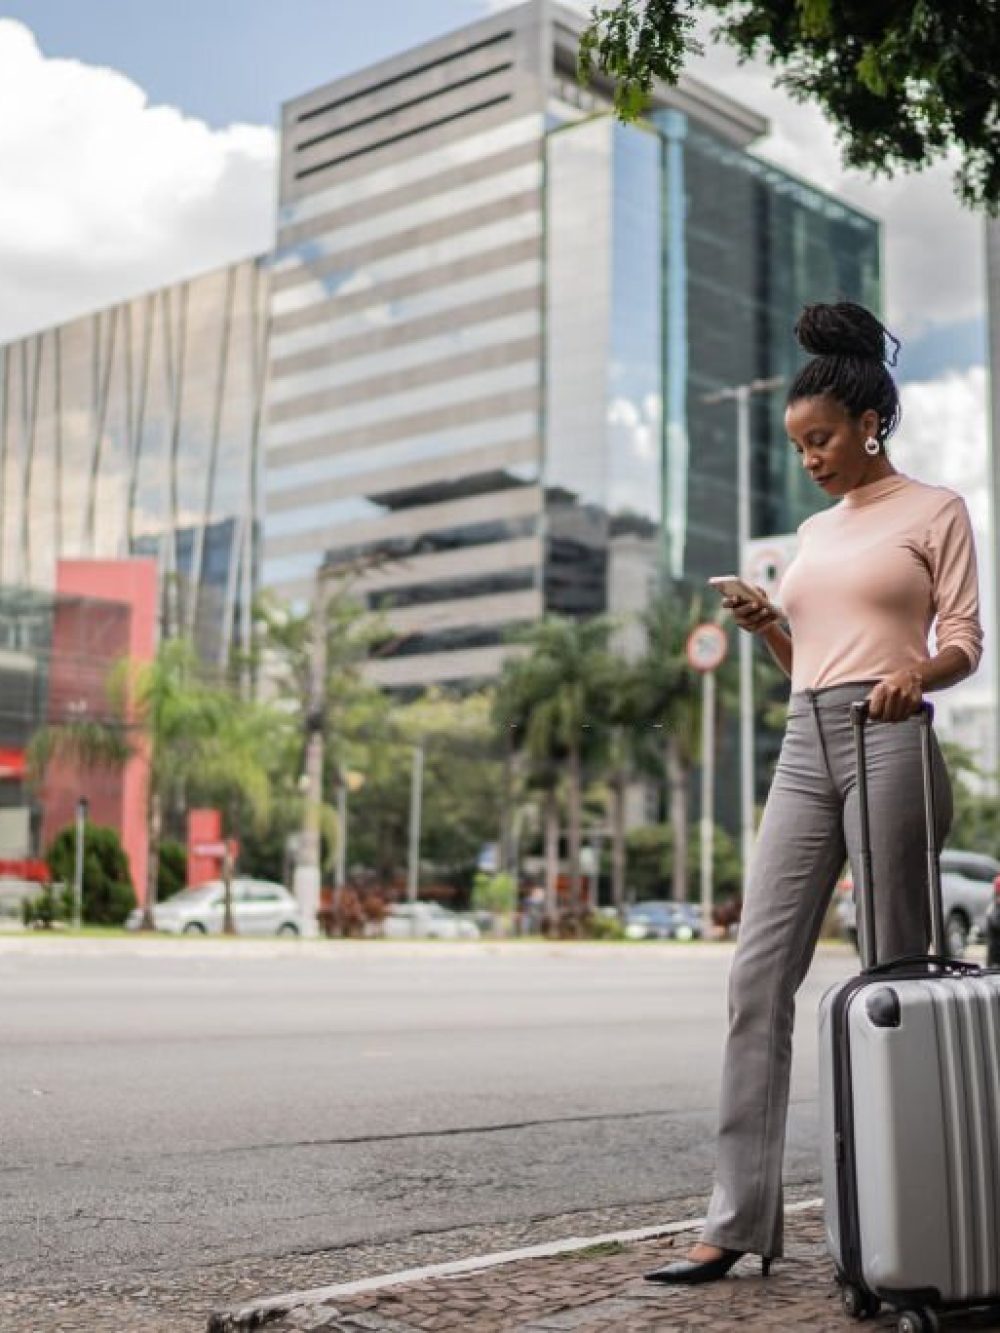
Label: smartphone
xmin=708 ymin=575 xmax=780 ymax=614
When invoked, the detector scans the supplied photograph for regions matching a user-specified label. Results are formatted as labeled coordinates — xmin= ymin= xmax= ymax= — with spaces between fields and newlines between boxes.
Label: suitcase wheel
xmin=841 ymin=1284 xmax=880 ymax=1320
xmin=897 ymin=1310 xmax=939 ymax=1333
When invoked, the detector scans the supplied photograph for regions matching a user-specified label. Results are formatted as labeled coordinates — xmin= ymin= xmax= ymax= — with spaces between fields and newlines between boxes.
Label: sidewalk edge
xmin=206 ymin=1197 xmax=823 ymax=1331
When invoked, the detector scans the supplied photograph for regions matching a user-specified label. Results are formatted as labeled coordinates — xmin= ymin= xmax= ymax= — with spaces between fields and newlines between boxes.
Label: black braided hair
xmin=787 ymin=302 xmax=902 ymax=444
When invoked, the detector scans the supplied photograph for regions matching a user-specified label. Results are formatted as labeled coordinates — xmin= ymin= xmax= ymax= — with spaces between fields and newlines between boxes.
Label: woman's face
xmin=784 ymin=395 xmax=883 ymax=499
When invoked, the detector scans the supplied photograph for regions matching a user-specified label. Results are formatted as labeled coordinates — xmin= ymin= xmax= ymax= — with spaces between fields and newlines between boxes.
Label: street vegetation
xmin=22 ymin=581 xmax=1000 ymax=935
xmin=579 ymin=0 xmax=1000 ymax=211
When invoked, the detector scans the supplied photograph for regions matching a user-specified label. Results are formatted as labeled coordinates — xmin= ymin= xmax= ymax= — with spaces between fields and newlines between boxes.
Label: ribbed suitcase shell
xmin=819 ymin=700 xmax=1000 ymax=1319
xmin=820 ymin=971 xmax=1000 ymax=1303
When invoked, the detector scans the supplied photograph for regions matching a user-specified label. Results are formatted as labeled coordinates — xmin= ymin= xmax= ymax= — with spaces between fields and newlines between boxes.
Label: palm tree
xmin=605 ymin=718 xmax=632 ymax=917
xmin=33 ymin=639 xmax=284 ymax=931
xmin=496 ymin=617 xmax=615 ymax=921
xmin=628 ymin=590 xmax=712 ymax=903
xmin=186 ymin=683 xmax=283 ymax=932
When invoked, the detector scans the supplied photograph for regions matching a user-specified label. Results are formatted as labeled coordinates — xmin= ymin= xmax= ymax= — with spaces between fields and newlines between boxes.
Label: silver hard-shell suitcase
xmin=818 ymin=700 xmax=1000 ymax=1332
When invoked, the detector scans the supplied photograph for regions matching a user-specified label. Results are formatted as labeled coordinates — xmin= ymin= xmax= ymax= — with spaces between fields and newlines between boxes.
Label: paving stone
xmin=260 ymin=1207 xmax=911 ymax=1333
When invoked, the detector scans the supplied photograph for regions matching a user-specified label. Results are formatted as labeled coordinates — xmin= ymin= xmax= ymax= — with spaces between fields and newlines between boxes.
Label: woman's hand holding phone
xmin=708 ymin=576 xmax=781 ymax=636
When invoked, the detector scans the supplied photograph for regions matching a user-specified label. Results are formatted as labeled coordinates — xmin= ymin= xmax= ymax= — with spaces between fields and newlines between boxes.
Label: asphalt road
xmin=0 ymin=935 xmax=856 ymax=1327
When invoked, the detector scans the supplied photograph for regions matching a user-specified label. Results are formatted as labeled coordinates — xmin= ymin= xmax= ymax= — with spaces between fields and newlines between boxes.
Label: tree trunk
xmin=142 ymin=787 xmax=162 ymax=931
xmin=499 ymin=728 xmax=513 ymax=875
xmin=567 ymin=742 xmax=582 ymax=915
xmin=666 ymin=733 xmax=689 ymax=902
xmin=610 ymin=727 xmax=628 ymax=917
xmin=611 ymin=775 xmax=627 ymax=916
xmin=222 ymin=843 xmax=236 ymax=935
xmin=544 ymin=787 xmax=560 ymax=932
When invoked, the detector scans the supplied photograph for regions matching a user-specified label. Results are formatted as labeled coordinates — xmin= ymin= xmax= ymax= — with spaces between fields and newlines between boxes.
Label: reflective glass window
xmin=273 ymin=163 xmax=541 ymax=280
xmin=267 ymin=412 xmax=538 ymax=496
xmin=270 ymin=259 xmax=542 ymax=361
xmin=271 ymin=213 xmax=541 ymax=318
xmin=369 ymin=568 xmax=535 ymax=610
xmin=266 ymin=361 xmax=540 ymax=450
xmin=278 ymin=115 xmax=542 ymax=229
xmin=270 ymin=311 xmax=540 ymax=407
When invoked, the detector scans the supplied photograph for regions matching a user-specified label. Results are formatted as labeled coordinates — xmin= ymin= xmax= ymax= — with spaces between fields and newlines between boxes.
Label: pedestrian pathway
xmin=211 ymin=1201 xmax=1000 ymax=1331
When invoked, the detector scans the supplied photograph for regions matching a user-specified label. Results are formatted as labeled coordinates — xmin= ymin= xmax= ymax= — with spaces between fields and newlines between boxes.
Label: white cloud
xmin=892 ymin=367 xmax=995 ymax=709
xmin=895 ymin=366 xmax=991 ymax=526
xmin=0 ymin=20 xmax=277 ymax=342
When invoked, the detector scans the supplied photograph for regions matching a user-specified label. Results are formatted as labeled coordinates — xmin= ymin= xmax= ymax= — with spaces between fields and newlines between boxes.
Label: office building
xmin=0 ymin=257 xmax=268 ymax=668
xmin=1 ymin=2 xmax=880 ymax=699
xmin=264 ymin=0 xmax=880 ymax=691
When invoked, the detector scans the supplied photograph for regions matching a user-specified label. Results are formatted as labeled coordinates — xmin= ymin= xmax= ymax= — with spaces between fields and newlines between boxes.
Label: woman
xmin=645 ymin=301 xmax=983 ymax=1285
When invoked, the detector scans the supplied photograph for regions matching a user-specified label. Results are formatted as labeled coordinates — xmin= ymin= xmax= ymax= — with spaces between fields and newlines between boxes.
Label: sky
xmin=0 ymin=0 xmax=993 ymax=694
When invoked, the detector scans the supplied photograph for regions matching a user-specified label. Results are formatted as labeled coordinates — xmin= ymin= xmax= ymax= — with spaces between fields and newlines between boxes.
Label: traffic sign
xmin=686 ymin=622 xmax=727 ymax=674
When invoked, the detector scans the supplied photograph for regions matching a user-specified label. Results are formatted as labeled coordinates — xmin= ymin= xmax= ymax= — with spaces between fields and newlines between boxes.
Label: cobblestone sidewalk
xmin=217 ymin=1204 xmax=1000 ymax=1333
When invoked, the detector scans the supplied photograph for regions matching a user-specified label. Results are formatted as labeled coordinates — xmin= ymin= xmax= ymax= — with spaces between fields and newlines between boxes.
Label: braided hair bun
xmin=794 ymin=302 xmax=898 ymax=364
xmin=788 ymin=301 xmax=902 ymax=443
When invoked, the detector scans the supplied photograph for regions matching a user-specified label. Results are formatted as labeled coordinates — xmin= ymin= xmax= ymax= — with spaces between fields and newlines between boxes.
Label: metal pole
xmin=336 ymin=781 xmax=347 ymax=890
xmin=292 ymin=574 xmax=326 ymax=939
xmin=700 ymin=670 xmax=715 ymax=938
xmin=407 ymin=742 xmax=424 ymax=904
xmin=986 ymin=220 xmax=1000 ymax=796
xmin=73 ymin=797 xmax=88 ymax=930
xmin=736 ymin=385 xmax=756 ymax=897
xmin=702 ymin=377 xmax=781 ymax=899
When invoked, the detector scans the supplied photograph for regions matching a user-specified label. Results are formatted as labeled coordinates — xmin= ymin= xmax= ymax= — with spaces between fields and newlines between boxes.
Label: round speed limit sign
xmin=686 ymin=622 xmax=728 ymax=674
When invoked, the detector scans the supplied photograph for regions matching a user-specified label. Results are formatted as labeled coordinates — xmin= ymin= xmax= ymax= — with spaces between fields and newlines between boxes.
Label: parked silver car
xmin=382 ymin=902 xmax=481 ymax=940
xmin=125 ymin=879 xmax=304 ymax=936
xmin=835 ymin=850 xmax=1000 ymax=958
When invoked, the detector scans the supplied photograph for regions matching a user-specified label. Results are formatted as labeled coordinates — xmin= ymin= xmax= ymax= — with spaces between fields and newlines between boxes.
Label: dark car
xmin=625 ymin=899 xmax=705 ymax=942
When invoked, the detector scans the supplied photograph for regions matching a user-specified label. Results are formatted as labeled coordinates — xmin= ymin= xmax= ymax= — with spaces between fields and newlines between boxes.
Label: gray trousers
xmin=702 ymin=680 xmax=953 ymax=1258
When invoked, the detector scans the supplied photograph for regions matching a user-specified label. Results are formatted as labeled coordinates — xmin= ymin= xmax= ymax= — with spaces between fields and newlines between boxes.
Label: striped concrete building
xmin=264 ymin=7 xmax=554 ymax=690
xmin=263 ymin=0 xmax=879 ymax=691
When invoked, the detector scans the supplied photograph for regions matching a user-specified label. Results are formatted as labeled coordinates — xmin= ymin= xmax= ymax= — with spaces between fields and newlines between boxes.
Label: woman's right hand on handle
xmin=723 ymin=586 xmax=780 ymax=636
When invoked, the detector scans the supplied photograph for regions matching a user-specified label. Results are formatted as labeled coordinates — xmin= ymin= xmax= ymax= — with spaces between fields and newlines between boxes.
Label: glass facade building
xmin=264 ymin=0 xmax=880 ymax=690
xmin=0 ymin=258 xmax=269 ymax=667
xmin=545 ymin=111 xmax=881 ymax=611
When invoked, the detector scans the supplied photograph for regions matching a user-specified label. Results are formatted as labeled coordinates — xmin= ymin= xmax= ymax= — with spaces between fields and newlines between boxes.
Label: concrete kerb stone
xmin=206 ymin=1199 xmax=824 ymax=1332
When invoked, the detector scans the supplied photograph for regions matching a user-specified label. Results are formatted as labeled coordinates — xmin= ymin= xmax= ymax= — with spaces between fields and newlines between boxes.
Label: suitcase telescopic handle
xmin=849 ymin=699 xmax=945 ymax=972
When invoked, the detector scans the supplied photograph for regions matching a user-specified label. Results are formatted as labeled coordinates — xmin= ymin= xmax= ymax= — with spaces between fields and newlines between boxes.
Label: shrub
xmin=45 ymin=822 xmax=137 ymax=926
xmin=471 ymin=871 xmax=517 ymax=915
xmin=625 ymin=822 xmax=742 ymax=902
xmin=21 ymin=884 xmax=61 ymax=929
xmin=583 ymin=912 xmax=625 ymax=941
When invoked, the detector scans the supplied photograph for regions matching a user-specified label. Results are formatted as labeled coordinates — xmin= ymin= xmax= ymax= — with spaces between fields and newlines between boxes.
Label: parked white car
xmin=382 ymin=901 xmax=481 ymax=940
xmin=125 ymin=879 xmax=304 ymax=936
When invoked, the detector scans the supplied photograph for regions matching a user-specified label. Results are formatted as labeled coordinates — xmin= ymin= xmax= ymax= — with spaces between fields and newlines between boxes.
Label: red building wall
xmin=41 ymin=560 xmax=157 ymax=902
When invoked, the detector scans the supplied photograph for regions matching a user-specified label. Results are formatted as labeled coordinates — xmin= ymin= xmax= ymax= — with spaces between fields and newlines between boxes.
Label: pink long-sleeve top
xmin=778 ymin=472 xmax=983 ymax=694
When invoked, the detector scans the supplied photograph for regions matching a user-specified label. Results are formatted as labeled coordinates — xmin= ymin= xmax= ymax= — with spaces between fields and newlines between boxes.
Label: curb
xmin=206 ymin=1198 xmax=824 ymax=1331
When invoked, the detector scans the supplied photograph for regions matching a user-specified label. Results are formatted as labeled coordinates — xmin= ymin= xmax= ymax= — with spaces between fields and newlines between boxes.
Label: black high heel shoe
xmin=643 ymin=1249 xmax=774 ymax=1285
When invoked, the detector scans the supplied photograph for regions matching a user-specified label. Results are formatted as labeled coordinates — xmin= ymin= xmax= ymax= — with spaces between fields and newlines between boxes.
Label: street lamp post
xmin=73 ymin=796 xmax=88 ymax=930
xmin=292 ymin=587 xmax=328 ymax=939
xmin=702 ymin=377 xmax=783 ymax=896
xmin=407 ymin=742 xmax=424 ymax=904
xmin=334 ymin=769 xmax=365 ymax=891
